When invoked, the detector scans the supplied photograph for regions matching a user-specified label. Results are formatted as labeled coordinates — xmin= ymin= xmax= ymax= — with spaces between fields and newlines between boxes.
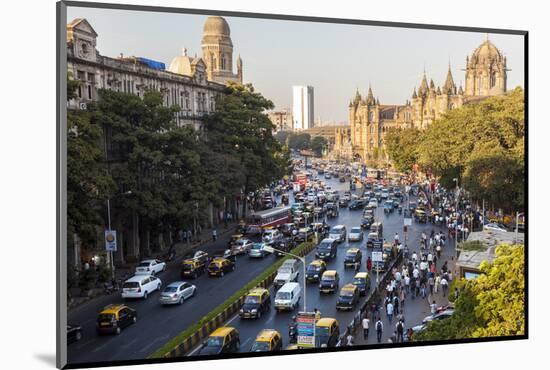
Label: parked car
xmin=159 ymin=281 xmax=196 ymax=305
xmin=422 ymin=309 xmax=455 ymax=324
xmin=483 ymin=222 xmax=508 ymax=232
xmin=348 ymin=226 xmax=364 ymax=242
xmin=67 ymin=324 xmax=82 ymax=344
xmin=239 ymin=288 xmax=271 ymax=319
xmin=197 ymin=327 xmax=240 ymax=355
xmin=121 ymin=275 xmax=162 ymax=299
xmin=96 ymin=304 xmax=137 ymax=335
xmin=135 ymin=259 xmax=166 ymax=276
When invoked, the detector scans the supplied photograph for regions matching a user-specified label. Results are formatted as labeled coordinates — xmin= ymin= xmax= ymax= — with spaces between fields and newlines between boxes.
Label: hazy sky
xmin=67 ymin=6 xmax=525 ymax=123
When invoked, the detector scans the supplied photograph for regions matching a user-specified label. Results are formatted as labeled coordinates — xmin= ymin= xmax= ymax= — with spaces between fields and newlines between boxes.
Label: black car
xmin=338 ymin=198 xmax=349 ymax=208
xmin=344 ymin=248 xmax=362 ymax=268
xmin=349 ymin=200 xmax=365 ymax=210
xmin=275 ymin=238 xmax=295 ymax=256
xmin=315 ymin=239 xmax=338 ymax=260
xmin=361 ymin=217 xmax=372 ymax=229
xmin=67 ymin=324 xmax=82 ymax=344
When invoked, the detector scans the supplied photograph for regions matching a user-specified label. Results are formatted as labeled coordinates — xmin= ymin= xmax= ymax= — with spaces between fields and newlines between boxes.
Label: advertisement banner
xmin=105 ymin=230 xmax=117 ymax=252
xmin=297 ymin=312 xmax=317 ymax=348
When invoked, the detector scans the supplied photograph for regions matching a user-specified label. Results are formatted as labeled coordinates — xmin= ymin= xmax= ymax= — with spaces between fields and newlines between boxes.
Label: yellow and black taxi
xmin=344 ymin=247 xmax=362 ymax=268
xmin=207 ymin=257 xmax=235 ymax=277
xmin=96 ymin=304 xmax=137 ymax=335
xmin=181 ymin=258 xmax=206 ymax=279
xmin=197 ymin=327 xmax=240 ymax=356
xmin=336 ymin=283 xmax=360 ymax=311
xmin=319 ymin=270 xmax=339 ymax=294
xmin=315 ymin=318 xmax=340 ymax=348
xmin=239 ymin=288 xmax=271 ymax=319
xmin=228 ymin=234 xmax=244 ymax=248
xmin=352 ymin=272 xmax=371 ymax=296
xmin=251 ymin=329 xmax=283 ymax=352
xmin=306 ymin=259 xmax=327 ymax=283
xmin=285 ymin=344 xmax=298 ymax=350
xmin=414 ymin=208 xmax=427 ymax=223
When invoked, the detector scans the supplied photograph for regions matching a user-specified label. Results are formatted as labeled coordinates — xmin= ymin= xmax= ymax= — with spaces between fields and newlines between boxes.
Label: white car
xmin=159 ymin=281 xmax=196 ymax=305
xmin=263 ymin=229 xmax=282 ymax=245
xmin=122 ymin=275 xmax=162 ymax=299
xmin=483 ymin=223 xmax=508 ymax=232
xmin=232 ymin=239 xmax=253 ymax=255
xmin=348 ymin=227 xmax=364 ymax=242
xmin=135 ymin=259 xmax=166 ymax=275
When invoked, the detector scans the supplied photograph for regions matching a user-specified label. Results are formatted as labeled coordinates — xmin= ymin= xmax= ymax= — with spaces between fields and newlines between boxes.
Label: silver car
xmin=159 ymin=281 xmax=196 ymax=305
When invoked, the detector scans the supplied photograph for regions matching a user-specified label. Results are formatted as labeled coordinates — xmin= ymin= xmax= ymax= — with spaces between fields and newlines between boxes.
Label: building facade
xmin=292 ymin=85 xmax=315 ymax=130
xmin=268 ymin=110 xmax=293 ymax=132
xmin=345 ymin=38 xmax=509 ymax=162
xmin=66 ymin=17 xmax=244 ymax=130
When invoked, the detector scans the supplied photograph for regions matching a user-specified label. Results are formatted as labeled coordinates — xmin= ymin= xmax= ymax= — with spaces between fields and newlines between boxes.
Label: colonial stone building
xmin=268 ymin=110 xmax=293 ymax=132
xmin=67 ymin=16 xmax=244 ymax=130
xmin=345 ymin=37 xmax=509 ymax=162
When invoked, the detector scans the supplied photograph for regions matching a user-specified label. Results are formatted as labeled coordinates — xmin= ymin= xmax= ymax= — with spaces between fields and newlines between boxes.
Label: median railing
xmin=149 ymin=241 xmax=316 ymax=359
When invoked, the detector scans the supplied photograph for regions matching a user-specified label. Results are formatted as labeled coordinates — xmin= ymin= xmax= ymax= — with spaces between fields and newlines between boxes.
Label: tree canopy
xmin=310 ymin=136 xmax=328 ymax=157
xmin=415 ymin=244 xmax=524 ymax=341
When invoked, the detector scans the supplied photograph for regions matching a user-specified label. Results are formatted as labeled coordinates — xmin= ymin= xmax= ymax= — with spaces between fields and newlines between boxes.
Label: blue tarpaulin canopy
xmin=137 ymin=57 xmax=165 ymax=70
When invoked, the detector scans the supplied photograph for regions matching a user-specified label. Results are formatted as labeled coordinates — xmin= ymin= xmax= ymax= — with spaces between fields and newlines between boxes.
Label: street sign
xmin=372 ymin=251 xmax=383 ymax=262
xmin=296 ymin=312 xmax=317 ymax=348
xmin=104 ymin=230 xmax=117 ymax=252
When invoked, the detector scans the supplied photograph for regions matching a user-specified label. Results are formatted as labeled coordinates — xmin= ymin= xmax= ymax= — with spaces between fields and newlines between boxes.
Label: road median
xmin=148 ymin=240 xmax=316 ymax=359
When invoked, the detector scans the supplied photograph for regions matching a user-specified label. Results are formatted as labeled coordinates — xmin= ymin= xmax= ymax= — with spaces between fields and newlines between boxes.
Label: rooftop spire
xmin=366 ymin=84 xmax=375 ymax=105
xmin=443 ymin=62 xmax=456 ymax=94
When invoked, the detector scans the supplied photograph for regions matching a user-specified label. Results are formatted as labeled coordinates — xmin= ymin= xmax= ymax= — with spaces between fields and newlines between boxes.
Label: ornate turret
xmin=366 ymin=84 xmax=376 ymax=105
xmin=418 ymin=73 xmax=429 ymax=96
xmin=443 ymin=64 xmax=457 ymax=94
xmin=412 ymin=87 xmax=417 ymax=99
xmin=436 ymin=86 xmax=441 ymax=95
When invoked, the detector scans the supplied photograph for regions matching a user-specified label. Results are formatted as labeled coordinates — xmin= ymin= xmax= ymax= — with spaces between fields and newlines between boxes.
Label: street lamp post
xmin=263 ymin=246 xmax=307 ymax=313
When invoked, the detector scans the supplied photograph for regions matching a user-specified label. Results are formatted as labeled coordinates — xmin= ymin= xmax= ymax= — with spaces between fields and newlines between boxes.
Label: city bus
xmin=246 ymin=206 xmax=292 ymax=234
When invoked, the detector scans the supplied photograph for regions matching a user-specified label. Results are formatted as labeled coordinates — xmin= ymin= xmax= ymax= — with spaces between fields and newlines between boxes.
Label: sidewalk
xmin=67 ymin=222 xmax=238 ymax=312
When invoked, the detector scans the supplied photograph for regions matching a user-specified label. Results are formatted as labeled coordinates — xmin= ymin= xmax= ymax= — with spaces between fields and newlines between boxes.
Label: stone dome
xmin=168 ymin=48 xmax=194 ymax=76
xmin=203 ymin=16 xmax=231 ymax=36
xmin=471 ymin=39 xmax=503 ymax=64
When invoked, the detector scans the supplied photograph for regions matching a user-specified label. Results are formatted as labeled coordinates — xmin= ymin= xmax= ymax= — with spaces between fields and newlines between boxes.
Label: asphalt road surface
xmin=191 ymin=175 xmax=450 ymax=354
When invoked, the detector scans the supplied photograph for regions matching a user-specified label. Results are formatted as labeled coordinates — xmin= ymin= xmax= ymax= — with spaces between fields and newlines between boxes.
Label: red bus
xmin=246 ymin=206 xmax=292 ymax=234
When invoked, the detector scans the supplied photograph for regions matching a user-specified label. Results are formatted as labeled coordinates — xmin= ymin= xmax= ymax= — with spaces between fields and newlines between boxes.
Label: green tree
xmin=416 ymin=244 xmax=524 ymax=341
xmin=203 ymin=83 xmax=291 ymax=215
xmin=287 ymin=133 xmax=311 ymax=150
xmin=311 ymin=136 xmax=328 ymax=157
xmin=416 ymin=88 xmax=524 ymax=210
xmin=67 ymin=74 xmax=114 ymax=244
xmin=385 ymin=127 xmax=422 ymax=172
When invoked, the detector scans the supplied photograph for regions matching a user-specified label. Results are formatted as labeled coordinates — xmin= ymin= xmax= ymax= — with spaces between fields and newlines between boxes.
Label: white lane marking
xmin=139 ymin=334 xmax=170 ymax=353
xmin=240 ymin=338 xmax=252 ymax=352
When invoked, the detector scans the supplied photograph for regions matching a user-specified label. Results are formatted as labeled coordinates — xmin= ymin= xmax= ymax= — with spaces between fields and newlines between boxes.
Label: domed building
xmin=465 ymin=37 xmax=508 ymax=97
xmin=344 ymin=37 xmax=509 ymax=162
xmin=201 ymin=16 xmax=243 ymax=84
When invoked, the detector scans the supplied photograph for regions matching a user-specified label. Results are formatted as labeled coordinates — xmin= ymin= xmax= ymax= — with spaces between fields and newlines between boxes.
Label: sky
xmin=67 ymin=6 xmax=525 ymax=123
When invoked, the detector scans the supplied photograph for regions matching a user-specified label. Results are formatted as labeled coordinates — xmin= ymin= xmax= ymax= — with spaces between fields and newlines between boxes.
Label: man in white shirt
xmin=362 ymin=317 xmax=370 ymax=339
xmin=413 ymin=267 xmax=420 ymax=279
xmin=386 ymin=301 xmax=394 ymax=322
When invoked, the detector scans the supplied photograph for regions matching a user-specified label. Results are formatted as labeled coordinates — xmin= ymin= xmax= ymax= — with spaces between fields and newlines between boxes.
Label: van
xmin=274 ymin=259 xmax=300 ymax=288
xmin=274 ymin=282 xmax=301 ymax=311
xmin=315 ymin=238 xmax=338 ymax=260
xmin=315 ymin=318 xmax=340 ymax=348
xmin=329 ymin=225 xmax=347 ymax=243
xmin=121 ymin=275 xmax=162 ymax=300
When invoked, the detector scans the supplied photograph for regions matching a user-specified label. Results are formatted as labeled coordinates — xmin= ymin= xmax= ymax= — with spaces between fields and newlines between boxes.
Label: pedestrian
xmin=393 ymin=295 xmax=400 ymax=315
xmin=376 ymin=318 xmax=383 ymax=343
xmin=430 ymin=300 xmax=437 ymax=315
xmin=440 ymin=276 xmax=449 ymax=297
xmin=346 ymin=332 xmax=354 ymax=346
xmin=400 ymin=287 xmax=406 ymax=309
xmin=412 ymin=251 xmax=418 ymax=263
xmin=371 ymin=303 xmax=378 ymax=322
xmin=396 ymin=320 xmax=405 ymax=343
xmin=354 ymin=260 xmax=360 ymax=272
xmin=367 ymin=256 xmax=372 ymax=272
xmin=386 ymin=282 xmax=393 ymax=297
xmin=410 ymin=277 xmax=416 ymax=299
xmin=212 ymin=229 xmax=217 ymax=242
xmin=362 ymin=317 xmax=370 ymax=339
xmin=386 ymin=301 xmax=394 ymax=322
xmin=420 ymin=282 xmax=427 ymax=298
xmin=404 ymin=274 xmax=410 ymax=293
xmin=428 ymin=275 xmax=435 ymax=296
xmin=454 ymin=287 xmax=460 ymax=300
xmin=434 ymin=274 xmax=441 ymax=294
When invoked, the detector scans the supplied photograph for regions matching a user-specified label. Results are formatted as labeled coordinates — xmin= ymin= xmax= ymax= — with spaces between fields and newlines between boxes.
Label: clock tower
xmin=67 ymin=18 xmax=98 ymax=61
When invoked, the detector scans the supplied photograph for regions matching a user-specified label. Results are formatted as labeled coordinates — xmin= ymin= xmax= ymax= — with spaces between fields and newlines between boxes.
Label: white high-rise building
xmin=292 ymin=85 xmax=314 ymax=130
